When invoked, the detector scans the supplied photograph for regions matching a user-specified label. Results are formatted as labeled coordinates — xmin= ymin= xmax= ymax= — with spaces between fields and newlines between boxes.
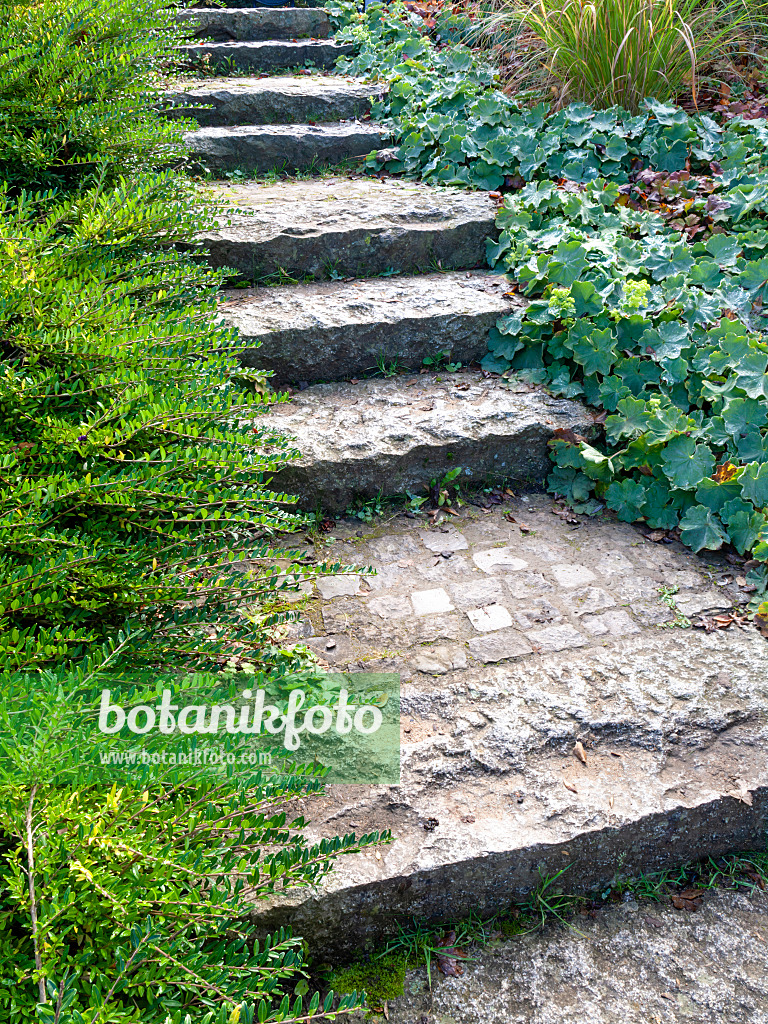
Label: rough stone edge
xmin=250 ymin=789 xmax=768 ymax=959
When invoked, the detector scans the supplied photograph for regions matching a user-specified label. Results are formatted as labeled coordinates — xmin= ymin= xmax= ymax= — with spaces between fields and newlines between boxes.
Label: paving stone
xmin=365 ymin=593 xmax=412 ymax=619
xmin=185 ymin=122 xmax=387 ymax=173
xmin=505 ymin=572 xmax=555 ymax=598
xmin=199 ymin=177 xmax=498 ymax=280
xmin=675 ymin=590 xmax=734 ymax=616
xmin=446 ymin=579 xmax=505 ymax=610
xmin=562 ymin=585 xmax=616 ymax=617
xmin=582 ymin=609 xmax=642 ymax=637
xmin=551 ymin=563 xmax=598 ymax=588
xmin=513 ymin=598 xmax=563 ymax=630
xmin=221 ymin=271 xmax=514 ymax=383
xmin=268 ymin=372 xmax=594 ymax=511
xmin=259 ymin=501 xmax=768 ymax=957
xmin=468 ymin=629 xmax=533 ymax=663
xmin=417 ymin=526 xmax=469 ymax=552
xmin=466 ymin=604 xmax=513 ymax=632
xmin=315 ymin=574 xmax=360 ymax=599
xmin=413 ymin=645 xmax=467 ymax=675
xmin=179 ymin=39 xmax=354 ymax=74
xmin=628 ymin=596 xmax=675 ymax=626
xmin=176 ymin=7 xmax=331 ymax=41
xmin=411 ymin=588 xmax=454 ymax=616
xmin=472 ymin=546 xmax=529 ymax=574
xmin=528 ymin=623 xmax=588 ymax=652
xmin=164 ymin=76 xmax=382 ymax=128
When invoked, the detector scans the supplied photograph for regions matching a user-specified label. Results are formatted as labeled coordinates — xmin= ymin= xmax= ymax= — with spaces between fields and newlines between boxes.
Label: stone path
xmin=252 ymin=498 xmax=767 ymax=957
xmin=173 ymin=0 xmax=768 ymax=985
xmin=349 ymin=888 xmax=768 ymax=1024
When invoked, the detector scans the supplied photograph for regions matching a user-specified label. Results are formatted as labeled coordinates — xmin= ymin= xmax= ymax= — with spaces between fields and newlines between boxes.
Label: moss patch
xmin=328 ymin=953 xmax=407 ymax=1014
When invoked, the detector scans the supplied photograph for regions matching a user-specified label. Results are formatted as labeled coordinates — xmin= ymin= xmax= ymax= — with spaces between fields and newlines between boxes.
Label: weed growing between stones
xmin=330 ymin=0 xmax=768 ymax=622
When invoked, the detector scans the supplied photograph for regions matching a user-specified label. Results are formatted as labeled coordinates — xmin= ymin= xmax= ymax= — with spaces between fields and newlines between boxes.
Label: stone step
xmin=176 ymin=7 xmax=330 ymax=41
xmin=162 ymin=76 xmax=384 ymax=127
xmin=186 ymin=122 xmax=386 ymax=173
xmin=179 ymin=39 xmax=353 ymax=73
xmin=266 ymin=371 xmax=594 ymax=510
xmin=221 ymin=271 xmax=515 ymax=384
xmin=348 ymin=888 xmax=768 ymax=1022
xmin=200 ymin=177 xmax=497 ymax=281
xmin=247 ymin=498 xmax=768 ymax=958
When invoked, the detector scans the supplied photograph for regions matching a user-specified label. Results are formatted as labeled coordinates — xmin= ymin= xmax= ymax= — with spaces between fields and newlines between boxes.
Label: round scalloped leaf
xmin=678 ymin=505 xmax=728 ymax=551
xmin=661 ymin=436 xmax=714 ymax=490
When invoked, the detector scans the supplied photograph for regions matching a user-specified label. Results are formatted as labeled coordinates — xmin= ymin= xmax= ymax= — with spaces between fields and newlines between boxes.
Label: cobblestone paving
xmin=282 ymin=494 xmax=744 ymax=677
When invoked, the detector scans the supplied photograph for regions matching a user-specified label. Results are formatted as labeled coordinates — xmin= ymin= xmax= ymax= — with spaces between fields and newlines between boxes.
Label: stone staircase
xmin=170 ymin=4 xmax=768 ymax=961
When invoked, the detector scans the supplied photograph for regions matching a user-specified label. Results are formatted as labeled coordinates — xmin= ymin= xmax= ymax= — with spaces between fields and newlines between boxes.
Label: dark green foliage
xmin=0 ymin=0 xmax=191 ymax=189
xmin=486 ymin=176 xmax=768 ymax=600
xmin=0 ymin=172 xmax=315 ymax=672
xmin=335 ymin=2 xmax=768 ymax=191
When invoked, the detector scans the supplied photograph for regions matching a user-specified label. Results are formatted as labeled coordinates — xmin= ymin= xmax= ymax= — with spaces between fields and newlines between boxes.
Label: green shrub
xmin=0 ymin=171 xmax=321 ymax=673
xmin=0 ymin=0 xmax=191 ymax=190
xmin=0 ymin=666 xmax=382 ymax=1022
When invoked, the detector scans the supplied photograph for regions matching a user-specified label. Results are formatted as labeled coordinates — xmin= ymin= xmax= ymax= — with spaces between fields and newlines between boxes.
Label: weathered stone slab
xmin=220 ymin=271 xmax=514 ymax=383
xmin=266 ymin=371 xmax=595 ymax=510
xmin=162 ymin=76 xmax=384 ymax=127
xmin=200 ymin=178 xmax=498 ymax=280
xmin=176 ymin=7 xmax=330 ymax=41
xmin=354 ymin=889 xmax=768 ymax=1023
xmin=185 ymin=122 xmax=387 ymax=173
xmin=179 ymin=39 xmax=353 ymax=73
xmin=246 ymin=500 xmax=767 ymax=958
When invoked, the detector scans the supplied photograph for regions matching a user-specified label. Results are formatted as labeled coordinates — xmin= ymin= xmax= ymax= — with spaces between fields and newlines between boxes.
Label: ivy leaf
xmin=606 ymin=395 xmax=651 ymax=440
xmin=548 ymin=466 xmax=592 ymax=502
xmin=722 ymin=396 xmax=768 ymax=438
xmin=688 ymin=259 xmax=723 ymax=290
xmin=740 ymin=462 xmax=768 ymax=509
xmin=695 ymin=476 xmax=743 ymax=512
xmin=661 ymin=435 xmax=714 ymax=490
xmin=640 ymin=321 xmax=689 ymax=360
xmin=678 ymin=505 xmax=728 ymax=551
xmin=570 ymin=280 xmax=604 ymax=316
xmin=605 ymin=478 xmax=647 ymax=521
xmin=642 ymin=480 xmax=680 ymax=529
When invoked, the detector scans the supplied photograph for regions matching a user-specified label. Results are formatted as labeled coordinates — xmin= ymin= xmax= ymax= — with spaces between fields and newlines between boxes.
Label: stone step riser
xmin=163 ymin=77 xmax=383 ymax=127
xmin=177 ymin=7 xmax=330 ymax=42
xmin=186 ymin=123 xmax=386 ymax=174
xmin=221 ymin=271 xmax=514 ymax=384
xmin=178 ymin=40 xmax=353 ymax=74
xmin=201 ymin=179 xmax=497 ymax=282
xmin=265 ymin=372 xmax=594 ymax=511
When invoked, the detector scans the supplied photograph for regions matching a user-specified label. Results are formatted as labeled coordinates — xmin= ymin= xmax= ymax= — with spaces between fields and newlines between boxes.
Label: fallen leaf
xmin=608 ymin=794 xmax=614 ymax=809
xmin=435 ymin=930 xmax=468 ymax=976
xmin=671 ymin=888 xmax=704 ymax=911
xmin=726 ymin=780 xmax=754 ymax=806
xmin=563 ymin=780 xmax=578 ymax=794
xmin=573 ymin=740 xmax=588 ymax=765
